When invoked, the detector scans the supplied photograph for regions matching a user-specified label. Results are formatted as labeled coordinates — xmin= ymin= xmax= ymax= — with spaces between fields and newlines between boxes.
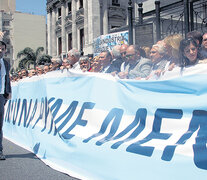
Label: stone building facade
xmin=0 ymin=11 xmax=13 ymax=64
xmin=46 ymin=0 xmax=129 ymax=57
xmin=47 ymin=0 xmax=206 ymax=57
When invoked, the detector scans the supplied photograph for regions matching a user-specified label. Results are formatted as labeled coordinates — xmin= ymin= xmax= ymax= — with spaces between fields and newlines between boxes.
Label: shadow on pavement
xmin=5 ymin=152 xmax=38 ymax=159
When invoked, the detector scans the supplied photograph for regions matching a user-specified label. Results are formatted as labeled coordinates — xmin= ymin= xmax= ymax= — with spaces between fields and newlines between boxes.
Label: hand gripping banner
xmin=3 ymin=66 xmax=207 ymax=180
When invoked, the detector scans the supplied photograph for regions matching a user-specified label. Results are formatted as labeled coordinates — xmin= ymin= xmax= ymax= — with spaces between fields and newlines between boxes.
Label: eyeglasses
xmin=126 ymin=54 xmax=135 ymax=58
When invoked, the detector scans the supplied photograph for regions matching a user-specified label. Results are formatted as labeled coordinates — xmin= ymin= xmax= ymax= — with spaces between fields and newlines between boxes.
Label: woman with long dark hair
xmin=179 ymin=38 xmax=200 ymax=68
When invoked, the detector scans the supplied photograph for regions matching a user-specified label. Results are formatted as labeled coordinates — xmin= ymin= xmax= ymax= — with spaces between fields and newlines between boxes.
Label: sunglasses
xmin=126 ymin=54 xmax=135 ymax=58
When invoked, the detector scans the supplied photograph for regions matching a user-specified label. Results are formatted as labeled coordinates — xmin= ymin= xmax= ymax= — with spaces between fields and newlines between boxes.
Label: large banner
xmin=93 ymin=31 xmax=128 ymax=55
xmin=3 ymin=66 xmax=207 ymax=180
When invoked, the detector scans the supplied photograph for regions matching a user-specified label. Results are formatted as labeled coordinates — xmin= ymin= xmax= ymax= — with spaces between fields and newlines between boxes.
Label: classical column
xmin=155 ymin=0 xmax=161 ymax=42
xmin=51 ymin=4 xmax=57 ymax=57
xmin=86 ymin=0 xmax=101 ymax=53
xmin=72 ymin=0 xmax=77 ymax=49
xmin=102 ymin=0 xmax=108 ymax=35
xmin=128 ymin=0 xmax=133 ymax=45
xmin=61 ymin=0 xmax=66 ymax=55
xmin=138 ymin=3 xmax=143 ymax=25
xmin=47 ymin=8 xmax=52 ymax=55
xmin=83 ymin=0 xmax=88 ymax=46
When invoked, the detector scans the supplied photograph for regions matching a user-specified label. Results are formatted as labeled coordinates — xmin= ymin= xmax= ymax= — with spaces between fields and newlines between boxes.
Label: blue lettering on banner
xmin=162 ymin=110 xmax=207 ymax=170
xmin=62 ymin=102 xmax=95 ymax=139
xmin=4 ymin=98 xmax=207 ymax=170
xmin=126 ymin=109 xmax=183 ymax=157
xmin=111 ymin=108 xmax=147 ymax=149
xmin=83 ymin=108 xmax=124 ymax=145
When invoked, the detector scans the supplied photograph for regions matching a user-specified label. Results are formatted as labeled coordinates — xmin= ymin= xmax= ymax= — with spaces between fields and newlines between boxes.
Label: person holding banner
xmin=99 ymin=50 xmax=113 ymax=73
xmin=0 ymin=40 xmax=11 ymax=160
xmin=118 ymin=45 xmax=152 ymax=79
xmin=179 ymin=38 xmax=200 ymax=67
xmin=109 ymin=45 xmax=123 ymax=74
xmin=79 ymin=56 xmax=91 ymax=72
xmin=67 ymin=48 xmax=81 ymax=70
xmin=147 ymin=43 xmax=169 ymax=80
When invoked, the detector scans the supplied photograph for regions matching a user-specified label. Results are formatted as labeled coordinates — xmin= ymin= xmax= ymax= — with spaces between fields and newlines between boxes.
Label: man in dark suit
xmin=0 ymin=40 xmax=11 ymax=160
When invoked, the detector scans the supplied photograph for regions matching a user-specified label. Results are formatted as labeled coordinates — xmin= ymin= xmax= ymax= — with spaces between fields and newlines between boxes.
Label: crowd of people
xmin=11 ymin=30 xmax=207 ymax=82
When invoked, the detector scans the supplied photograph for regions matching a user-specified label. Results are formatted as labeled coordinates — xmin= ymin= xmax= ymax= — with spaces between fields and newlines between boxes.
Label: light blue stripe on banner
xmin=11 ymin=74 xmax=207 ymax=115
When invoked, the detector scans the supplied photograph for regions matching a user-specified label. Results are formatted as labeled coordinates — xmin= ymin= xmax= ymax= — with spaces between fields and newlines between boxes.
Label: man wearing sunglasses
xmin=118 ymin=45 xmax=152 ymax=79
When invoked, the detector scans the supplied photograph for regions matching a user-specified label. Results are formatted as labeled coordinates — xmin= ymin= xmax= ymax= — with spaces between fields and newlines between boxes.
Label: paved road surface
xmin=0 ymin=138 xmax=80 ymax=180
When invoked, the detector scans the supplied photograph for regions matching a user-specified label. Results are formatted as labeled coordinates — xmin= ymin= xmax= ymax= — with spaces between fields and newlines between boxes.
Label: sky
xmin=16 ymin=0 xmax=47 ymax=16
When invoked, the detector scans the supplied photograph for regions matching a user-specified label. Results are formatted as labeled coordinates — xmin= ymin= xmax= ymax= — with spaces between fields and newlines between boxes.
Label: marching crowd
xmin=11 ymin=30 xmax=207 ymax=82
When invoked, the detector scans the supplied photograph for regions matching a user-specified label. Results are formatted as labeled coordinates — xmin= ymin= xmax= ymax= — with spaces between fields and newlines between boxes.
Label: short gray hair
xmin=68 ymin=48 xmax=81 ymax=59
xmin=111 ymin=45 xmax=121 ymax=58
xmin=79 ymin=56 xmax=89 ymax=63
xmin=152 ymin=44 xmax=166 ymax=56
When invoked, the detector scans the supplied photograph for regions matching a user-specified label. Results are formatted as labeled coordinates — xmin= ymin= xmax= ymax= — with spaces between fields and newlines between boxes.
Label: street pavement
xmin=0 ymin=138 xmax=80 ymax=180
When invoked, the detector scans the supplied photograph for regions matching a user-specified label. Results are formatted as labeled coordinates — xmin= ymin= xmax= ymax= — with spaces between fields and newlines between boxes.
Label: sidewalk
xmin=0 ymin=138 xmax=80 ymax=180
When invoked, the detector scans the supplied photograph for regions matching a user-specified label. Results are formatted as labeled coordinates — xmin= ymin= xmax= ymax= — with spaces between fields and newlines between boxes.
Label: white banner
xmin=3 ymin=66 xmax=207 ymax=180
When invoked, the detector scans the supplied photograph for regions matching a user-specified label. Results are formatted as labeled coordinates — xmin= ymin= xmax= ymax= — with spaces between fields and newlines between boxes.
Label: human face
xmin=150 ymin=47 xmax=162 ymax=63
xmin=21 ymin=70 xmax=27 ymax=78
xmin=120 ymin=45 xmax=128 ymax=59
xmin=91 ymin=57 xmax=101 ymax=72
xmin=44 ymin=66 xmax=49 ymax=73
xmin=37 ymin=67 xmax=43 ymax=75
xmin=62 ymin=59 xmax=69 ymax=67
xmin=184 ymin=42 xmax=198 ymax=63
xmin=99 ymin=52 xmax=110 ymax=67
xmin=51 ymin=61 xmax=59 ymax=70
xmin=18 ymin=71 xmax=22 ymax=79
xmin=126 ymin=46 xmax=139 ymax=64
xmin=79 ymin=60 xmax=90 ymax=71
xmin=202 ymin=33 xmax=207 ymax=49
xmin=30 ymin=69 xmax=36 ymax=77
xmin=67 ymin=53 xmax=77 ymax=65
xmin=0 ymin=44 xmax=6 ymax=59
xmin=120 ymin=46 xmax=127 ymax=61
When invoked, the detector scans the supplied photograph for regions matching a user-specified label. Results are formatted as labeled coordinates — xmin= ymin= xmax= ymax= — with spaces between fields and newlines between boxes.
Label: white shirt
xmin=0 ymin=58 xmax=6 ymax=94
xmin=72 ymin=62 xmax=81 ymax=71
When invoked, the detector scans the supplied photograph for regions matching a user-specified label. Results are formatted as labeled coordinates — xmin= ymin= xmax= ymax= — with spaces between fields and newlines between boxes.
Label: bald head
xmin=120 ymin=44 xmax=128 ymax=53
xmin=111 ymin=45 xmax=121 ymax=58
xmin=120 ymin=44 xmax=128 ymax=61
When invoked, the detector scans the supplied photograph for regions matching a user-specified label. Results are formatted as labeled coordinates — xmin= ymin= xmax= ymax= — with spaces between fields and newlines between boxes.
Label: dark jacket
xmin=106 ymin=57 xmax=123 ymax=73
xmin=3 ymin=59 xmax=11 ymax=99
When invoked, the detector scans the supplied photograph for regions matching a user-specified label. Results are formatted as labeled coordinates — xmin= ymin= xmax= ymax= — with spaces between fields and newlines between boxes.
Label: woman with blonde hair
xmin=164 ymin=34 xmax=183 ymax=64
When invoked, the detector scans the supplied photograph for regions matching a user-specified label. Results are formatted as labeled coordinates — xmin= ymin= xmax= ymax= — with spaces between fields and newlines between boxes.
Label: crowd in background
xmin=11 ymin=30 xmax=207 ymax=82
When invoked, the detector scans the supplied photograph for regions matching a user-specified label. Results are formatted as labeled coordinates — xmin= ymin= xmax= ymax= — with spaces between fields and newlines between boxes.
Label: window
xmin=58 ymin=8 xmax=61 ymax=18
xmin=68 ymin=2 xmax=72 ymax=14
xmin=68 ymin=33 xmax=72 ymax=51
xmin=58 ymin=37 xmax=62 ymax=55
xmin=3 ymin=21 xmax=10 ymax=26
xmin=112 ymin=0 xmax=120 ymax=6
xmin=111 ymin=25 xmax=121 ymax=29
xmin=79 ymin=0 xmax=83 ymax=9
xmin=80 ymin=29 xmax=84 ymax=52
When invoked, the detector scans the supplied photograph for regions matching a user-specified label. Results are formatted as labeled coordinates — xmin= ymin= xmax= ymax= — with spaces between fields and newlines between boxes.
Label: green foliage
xmin=17 ymin=47 xmax=52 ymax=69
